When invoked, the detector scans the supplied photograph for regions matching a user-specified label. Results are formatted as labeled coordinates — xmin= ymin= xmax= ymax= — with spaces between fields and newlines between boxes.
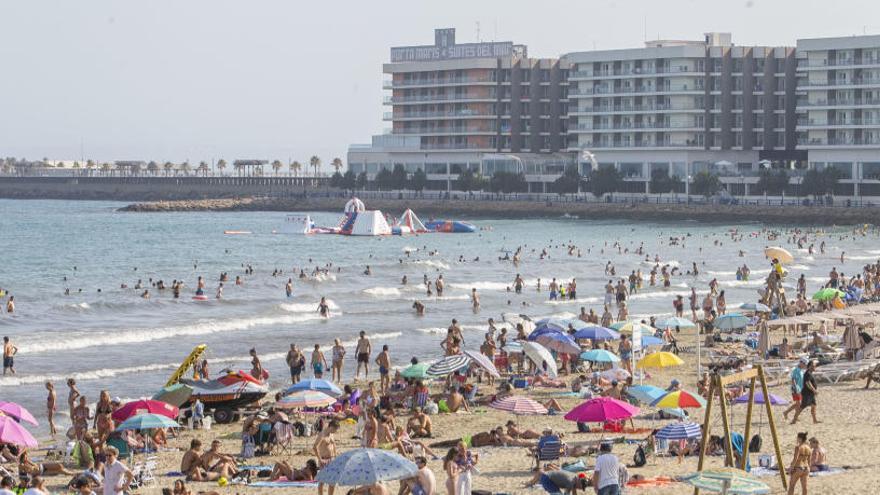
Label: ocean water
xmin=0 ymin=199 xmax=874 ymax=435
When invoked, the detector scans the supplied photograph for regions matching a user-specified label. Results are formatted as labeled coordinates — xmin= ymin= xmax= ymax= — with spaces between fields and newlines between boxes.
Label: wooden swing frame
xmin=694 ymin=365 xmax=787 ymax=494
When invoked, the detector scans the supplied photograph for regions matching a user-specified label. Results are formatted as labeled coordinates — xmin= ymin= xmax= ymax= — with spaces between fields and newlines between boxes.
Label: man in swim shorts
xmin=3 ymin=337 xmax=17 ymax=375
xmin=355 ymin=331 xmax=372 ymax=380
xmin=376 ymin=345 xmax=391 ymax=394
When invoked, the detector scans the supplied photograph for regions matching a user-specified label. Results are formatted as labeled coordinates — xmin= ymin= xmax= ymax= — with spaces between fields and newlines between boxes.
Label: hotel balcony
xmin=383 ymin=109 xmax=496 ymax=121
xmin=797 ymin=117 xmax=880 ymax=129
xmin=800 ymin=78 xmax=880 ymax=89
xmin=569 ymin=86 xmax=704 ymax=97
xmin=570 ymin=103 xmax=703 ymax=114
xmin=384 ymin=94 xmax=497 ymax=105
xmin=569 ymin=66 xmax=702 ymax=80
xmin=798 ymin=137 xmax=880 ymax=147
xmin=570 ymin=122 xmax=703 ymax=133
xmin=797 ymin=58 xmax=880 ymax=70
xmin=796 ymin=98 xmax=880 ymax=109
xmin=383 ymin=76 xmax=498 ymax=89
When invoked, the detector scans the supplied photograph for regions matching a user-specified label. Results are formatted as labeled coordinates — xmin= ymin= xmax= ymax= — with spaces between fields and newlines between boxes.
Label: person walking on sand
xmin=787 ymin=432 xmax=811 ymax=495
xmin=2 ymin=337 xmax=17 ymax=375
xmin=791 ymin=360 xmax=820 ymax=425
xmin=376 ymin=345 xmax=391 ymax=394
xmin=331 ymin=338 xmax=346 ymax=383
xmin=355 ymin=331 xmax=372 ymax=381
xmin=783 ymin=359 xmax=807 ymax=421
xmin=45 ymin=382 xmax=57 ymax=436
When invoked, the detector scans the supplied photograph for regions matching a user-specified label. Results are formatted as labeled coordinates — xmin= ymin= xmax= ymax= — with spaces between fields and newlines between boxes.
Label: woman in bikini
xmin=94 ymin=390 xmax=114 ymax=442
xmin=787 ymin=432 xmax=812 ymax=495
xmin=19 ymin=451 xmax=73 ymax=477
xmin=270 ymin=459 xmax=318 ymax=481
xmin=72 ymin=396 xmax=91 ymax=440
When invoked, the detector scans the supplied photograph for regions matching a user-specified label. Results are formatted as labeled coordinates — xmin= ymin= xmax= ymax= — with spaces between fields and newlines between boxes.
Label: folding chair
xmin=534 ymin=435 xmax=564 ymax=469
xmin=272 ymin=422 xmax=296 ymax=455
xmin=130 ymin=456 xmax=158 ymax=488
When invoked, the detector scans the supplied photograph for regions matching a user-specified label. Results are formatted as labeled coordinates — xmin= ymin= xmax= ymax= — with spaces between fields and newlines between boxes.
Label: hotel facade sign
xmin=390 ymin=28 xmax=520 ymax=62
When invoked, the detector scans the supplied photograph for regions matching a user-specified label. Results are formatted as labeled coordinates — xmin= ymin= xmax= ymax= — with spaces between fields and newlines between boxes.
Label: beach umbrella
xmin=116 ymin=413 xmax=179 ymax=431
xmin=661 ymin=408 xmax=689 ymax=419
xmin=490 ymin=396 xmax=548 ymax=415
xmin=655 ymin=316 xmax=696 ymax=329
xmin=463 ymin=350 xmax=501 ymax=378
xmin=426 ymin=354 xmax=471 ymax=377
xmin=714 ymin=313 xmax=751 ymax=330
xmin=763 ymin=247 xmax=793 ymax=264
xmin=112 ymin=399 xmax=179 ymax=422
xmin=564 ymin=397 xmax=639 ymax=423
xmin=573 ymin=325 xmax=621 ymax=340
xmin=626 ymin=385 xmax=666 ymax=405
xmin=680 ymin=468 xmax=770 ymax=494
xmin=613 ymin=321 xmax=655 ymax=335
xmin=0 ymin=415 xmax=38 ymax=448
xmin=316 ymin=448 xmax=418 ymax=486
xmin=636 ymin=352 xmax=684 ymax=369
xmin=522 ymin=342 xmax=558 ymax=378
xmin=651 ymin=390 xmax=707 ymax=409
xmin=640 ymin=335 xmax=665 ymax=347
xmin=600 ymin=368 xmax=631 ymax=381
xmin=285 ymin=378 xmax=343 ymax=398
xmin=0 ymin=402 xmax=38 ymax=426
xmin=732 ymin=391 xmax=788 ymax=406
xmin=842 ymin=325 xmax=862 ymax=352
xmin=535 ymin=332 xmax=581 ymax=355
xmin=528 ymin=325 xmax=564 ymax=341
xmin=401 ymin=363 xmax=431 ymax=379
xmin=580 ymin=349 xmax=620 ymax=363
xmin=534 ymin=317 xmax=587 ymax=331
xmin=739 ymin=302 xmax=771 ymax=313
xmin=812 ymin=288 xmax=845 ymax=301
xmin=152 ymin=383 xmax=194 ymax=408
xmin=505 ymin=341 xmax=524 ymax=354
xmin=276 ymin=390 xmax=336 ymax=409
xmin=655 ymin=422 xmax=702 ymax=440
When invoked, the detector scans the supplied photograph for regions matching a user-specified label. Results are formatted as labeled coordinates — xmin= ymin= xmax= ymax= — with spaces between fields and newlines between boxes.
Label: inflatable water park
xmin=279 ymin=197 xmax=476 ymax=236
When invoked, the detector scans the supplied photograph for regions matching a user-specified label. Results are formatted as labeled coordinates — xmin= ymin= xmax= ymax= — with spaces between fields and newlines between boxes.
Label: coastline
xmin=118 ymin=196 xmax=880 ymax=225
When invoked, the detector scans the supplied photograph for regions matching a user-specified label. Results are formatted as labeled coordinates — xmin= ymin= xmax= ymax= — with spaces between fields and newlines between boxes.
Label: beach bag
xmin=240 ymin=434 xmax=255 ymax=459
xmin=633 ymin=445 xmax=647 ymax=467
xmin=748 ymin=434 xmax=762 ymax=453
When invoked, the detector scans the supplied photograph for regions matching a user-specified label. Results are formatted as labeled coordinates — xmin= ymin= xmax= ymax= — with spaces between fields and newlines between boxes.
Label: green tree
xmin=755 ymin=169 xmax=790 ymax=195
xmin=309 ymin=155 xmax=321 ymax=176
xmin=355 ymin=171 xmax=368 ymax=190
xmin=216 ymin=159 xmax=227 ymax=175
xmin=457 ymin=168 xmax=485 ymax=192
xmin=290 ymin=160 xmax=302 ymax=177
xmin=341 ymin=170 xmax=357 ymax=189
xmin=331 ymin=157 xmax=344 ymax=174
xmin=585 ymin=165 xmax=623 ymax=198
xmin=649 ymin=169 xmax=676 ymax=195
xmin=801 ymin=167 xmax=843 ymax=197
xmin=691 ymin=171 xmax=722 ymax=198
xmin=376 ymin=168 xmax=394 ymax=190
xmin=391 ymin=164 xmax=409 ymax=189
xmin=409 ymin=168 xmax=427 ymax=192
xmin=551 ymin=164 xmax=581 ymax=194
xmin=271 ymin=160 xmax=283 ymax=176
xmin=329 ymin=171 xmax=344 ymax=187
xmin=489 ymin=171 xmax=527 ymax=193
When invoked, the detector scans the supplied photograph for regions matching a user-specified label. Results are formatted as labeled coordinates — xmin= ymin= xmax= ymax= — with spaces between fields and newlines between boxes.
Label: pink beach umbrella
xmin=490 ymin=396 xmax=548 ymax=415
xmin=0 ymin=415 xmax=38 ymax=448
xmin=564 ymin=397 xmax=640 ymax=423
xmin=0 ymin=402 xmax=38 ymax=426
xmin=112 ymin=399 xmax=179 ymax=423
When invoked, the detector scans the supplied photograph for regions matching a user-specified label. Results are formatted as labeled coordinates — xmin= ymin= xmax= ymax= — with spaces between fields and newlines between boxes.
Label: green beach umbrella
xmin=152 ymin=383 xmax=193 ymax=408
xmin=401 ymin=363 xmax=430 ymax=379
xmin=680 ymin=468 xmax=769 ymax=494
xmin=812 ymin=288 xmax=845 ymax=301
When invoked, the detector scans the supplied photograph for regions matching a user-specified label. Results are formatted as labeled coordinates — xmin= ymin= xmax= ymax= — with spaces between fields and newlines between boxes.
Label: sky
xmin=1 ymin=0 xmax=879 ymax=166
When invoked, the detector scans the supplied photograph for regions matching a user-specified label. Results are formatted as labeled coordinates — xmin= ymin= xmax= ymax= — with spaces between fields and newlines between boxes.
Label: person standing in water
xmin=471 ymin=288 xmax=480 ymax=310
xmin=312 ymin=344 xmax=327 ymax=379
xmin=45 ymin=381 xmax=57 ymax=436
xmin=2 ymin=337 xmax=17 ymax=375
xmin=285 ymin=278 xmax=293 ymax=298
xmin=376 ymin=345 xmax=391 ymax=394
xmin=317 ymin=297 xmax=330 ymax=318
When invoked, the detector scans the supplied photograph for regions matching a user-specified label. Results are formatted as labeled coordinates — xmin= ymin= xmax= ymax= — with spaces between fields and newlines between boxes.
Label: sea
xmin=0 ymin=199 xmax=875 ymax=436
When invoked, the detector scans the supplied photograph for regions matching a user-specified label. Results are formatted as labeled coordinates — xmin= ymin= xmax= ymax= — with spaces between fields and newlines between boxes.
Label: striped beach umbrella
xmin=490 ymin=396 xmax=548 ymax=415
xmin=680 ymin=468 xmax=770 ymax=494
xmin=655 ymin=422 xmax=702 ymax=440
xmin=426 ymin=354 xmax=471 ymax=377
xmin=285 ymin=378 xmax=343 ymax=398
xmin=276 ymin=390 xmax=336 ymax=409
xmin=651 ymin=390 xmax=707 ymax=409
xmin=463 ymin=350 xmax=500 ymax=378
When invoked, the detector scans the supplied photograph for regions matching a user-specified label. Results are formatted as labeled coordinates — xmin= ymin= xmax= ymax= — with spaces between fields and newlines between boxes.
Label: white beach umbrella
xmin=463 ymin=349 xmax=501 ymax=378
xmin=522 ymin=341 xmax=558 ymax=378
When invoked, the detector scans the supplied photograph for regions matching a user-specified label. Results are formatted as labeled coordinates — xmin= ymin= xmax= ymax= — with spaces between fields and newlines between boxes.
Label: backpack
xmin=633 ymin=445 xmax=647 ymax=467
xmin=749 ymin=434 xmax=763 ymax=453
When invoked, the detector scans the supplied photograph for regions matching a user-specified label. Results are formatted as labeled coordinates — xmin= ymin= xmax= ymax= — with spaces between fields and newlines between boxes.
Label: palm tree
xmin=163 ymin=161 xmax=175 ymax=176
xmin=72 ymin=161 xmax=81 ymax=175
xmin=86 ymin=159 xmax=96 ymax=176
xmin=331 ymin=157 xmax=344 ymax=174
xmin=179 ymin=161 xmax=191 ymax=176
xmin=217 ymin=159 xmax=227 ymax=176
xmin=290 ymin=160 xmax=302 ymax=177
xmin=147 ymin=161 xmax=160 ymax=175
xmin=271 ymin=160 xmax=283 ymax=176
xmin=198 ymin=161 xmax=209 ymax=176
xmin=100 ymin=162 xmax=112 ymax=176
xmin=309 ymin=156 xmax=321 ymax=177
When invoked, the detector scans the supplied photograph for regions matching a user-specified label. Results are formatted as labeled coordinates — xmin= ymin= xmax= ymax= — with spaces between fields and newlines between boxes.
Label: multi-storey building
xmin=796 ymin=35 xmax=880 ymax=196
xmin=348 ymin=28 xmax=574 ymax=191
xmin=566 ymin=33 xmax=801 ymax=194
xmin=348 ymin=30 xmax=880 ymax=196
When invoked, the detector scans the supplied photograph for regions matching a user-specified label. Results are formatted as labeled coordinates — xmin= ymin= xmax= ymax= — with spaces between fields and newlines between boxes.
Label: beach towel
xmin=626 ymin=476 xmax=677 ymax=487
xmin=248 ymin=480 xmax=318 ymax=488
xmin=751 ymin=466 xmax=846 ymax=478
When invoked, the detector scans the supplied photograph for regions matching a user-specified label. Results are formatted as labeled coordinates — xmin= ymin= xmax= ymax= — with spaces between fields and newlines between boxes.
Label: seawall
xmin=118 ymin=196 xmax=880 ymax=225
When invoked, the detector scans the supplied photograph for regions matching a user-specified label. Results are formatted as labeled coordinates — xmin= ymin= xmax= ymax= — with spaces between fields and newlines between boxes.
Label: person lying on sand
xmin=270 ymin=459 xmax=319 ymax=481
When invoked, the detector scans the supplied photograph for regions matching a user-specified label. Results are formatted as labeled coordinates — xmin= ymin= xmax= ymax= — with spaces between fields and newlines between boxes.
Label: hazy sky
xmin=1 ymin=0 xmax=878 ymax=165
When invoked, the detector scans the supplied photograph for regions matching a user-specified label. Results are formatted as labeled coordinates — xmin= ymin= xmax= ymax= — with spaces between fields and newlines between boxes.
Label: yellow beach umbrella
xmin=636 ymin=351 xmax=684 ymax=369
xmin=763 ymin=246 xmax=793 ymax=264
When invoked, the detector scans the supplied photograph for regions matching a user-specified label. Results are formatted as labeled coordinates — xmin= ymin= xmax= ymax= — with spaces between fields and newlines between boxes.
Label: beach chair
xmin=534 ymin=435 xmax=564 ymax=469
xmin=130 ymin=456 xmax=158 ymax=488
xmin=106 ymin=437 xmax=132 ymax=462
xmin=272 ymin=422 xmax=296 ymax=455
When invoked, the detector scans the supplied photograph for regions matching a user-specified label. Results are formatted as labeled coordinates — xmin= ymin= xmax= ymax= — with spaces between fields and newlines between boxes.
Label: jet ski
xmin=179 ymin=370 xmax=269 ymax=423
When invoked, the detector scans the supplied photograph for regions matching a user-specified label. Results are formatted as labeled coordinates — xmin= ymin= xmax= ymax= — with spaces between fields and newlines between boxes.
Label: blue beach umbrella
xmin=656 ymin=316 xmax=696 ymax=329
xmin=316 ymin=448 xmax=418 ymax=486
xmin=528 ymin=326 xmax=563 ymax=341
xmin=116 ymin=413 xmax=179 ymax=431
xmin=655 ymin=422 xmax=702 ymax=440
xmin=714 ymin=313 xmax=751 ymax=330
xmin=285 ymin=378 xmax=343 ymax=398
xmin=640 ymin=335 xmax=665 ymax=347
xmin=536 ymin=332 xmax=581 ymax=355
xmin=626 ymin=385 xmax=666 ymax=405
xmin=573 ymin=325 xmax=621 ymax=340
xmin=580 ymin=349 xmax=621 ymax=363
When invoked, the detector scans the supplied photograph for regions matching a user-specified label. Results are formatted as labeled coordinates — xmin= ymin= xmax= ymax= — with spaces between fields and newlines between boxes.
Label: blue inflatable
xmin=424 ymin=220 xmax=477 ymax=233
